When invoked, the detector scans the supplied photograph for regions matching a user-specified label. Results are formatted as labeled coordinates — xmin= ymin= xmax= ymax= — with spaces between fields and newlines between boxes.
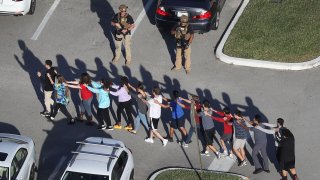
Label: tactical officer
xmin=111 ymin=4 xmax=135 ymax=66
xmin=171 ymin=15 xmax=194 ymax=74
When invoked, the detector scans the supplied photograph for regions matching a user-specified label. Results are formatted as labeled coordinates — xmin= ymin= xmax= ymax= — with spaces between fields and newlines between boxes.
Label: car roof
xmin=0 ymin=142 xmax=22 ymax=168
xmin=0 ymin=133 xmax=32 ymax=167
xmin=66 ymin=137 xmax=126 ymax=176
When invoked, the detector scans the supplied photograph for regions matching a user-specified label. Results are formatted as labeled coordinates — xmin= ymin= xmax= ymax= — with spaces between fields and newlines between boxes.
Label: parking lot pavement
xmin=1 ymin=0 xmax=320 ymax=179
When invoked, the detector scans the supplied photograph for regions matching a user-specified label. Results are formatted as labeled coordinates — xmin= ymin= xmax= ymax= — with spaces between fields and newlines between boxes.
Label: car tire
xmin=129 ymin=169 xmax=134 ymax=180
xmin=29 ymin=164 xmax=36 ymax=180
xmin=211 ymin=11 xmax=220 ymax=30
xmin=28 ymin=0 xmax=36 ymax=15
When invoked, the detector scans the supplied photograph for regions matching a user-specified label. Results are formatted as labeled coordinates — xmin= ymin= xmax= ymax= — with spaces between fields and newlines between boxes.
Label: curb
xmin=215 ymin=0 xmax=320 ymax=71
xmin=148 ymin=167 xmax=249 ymax=180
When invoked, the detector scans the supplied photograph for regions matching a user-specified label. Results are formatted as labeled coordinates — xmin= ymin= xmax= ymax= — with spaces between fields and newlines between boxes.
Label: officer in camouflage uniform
xmin=171 ymin=15 xmax=194 ymax=74
xmin=111 ymin=4 xmax=135 ymax=66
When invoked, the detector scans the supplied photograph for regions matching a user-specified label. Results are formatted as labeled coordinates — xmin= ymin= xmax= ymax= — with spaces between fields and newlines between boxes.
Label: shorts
xmin=204 ymin=128 xmax=215 ymax=145
xmin=221 ymin=134 xmax=232 ymax=142
xmin=170 ymin=118 xmax=185 ymax=129
xmin=233 ymin=138 xmax=246 ymax=149
xmin=150 ymin=118 xmax=159 ymax=130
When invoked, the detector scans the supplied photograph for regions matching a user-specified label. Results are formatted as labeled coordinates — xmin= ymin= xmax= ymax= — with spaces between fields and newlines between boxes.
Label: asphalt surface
xmin=0 ymin=0 xmax=319 ymax=179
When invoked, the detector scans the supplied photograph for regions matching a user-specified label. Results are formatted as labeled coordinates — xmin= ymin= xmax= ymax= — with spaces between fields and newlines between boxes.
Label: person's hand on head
xmin=37 ymin=71 xmax=41 ymax=77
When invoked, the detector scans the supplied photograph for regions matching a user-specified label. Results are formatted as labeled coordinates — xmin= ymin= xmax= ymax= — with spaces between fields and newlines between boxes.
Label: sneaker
xmin=253 ymin=168 xmax=263 ymax=174
xmin=144 ymin=138 xmax=154 ymax=144
xmin=106 ymin=127 xmax=114 ymax=131
xmin=113 ymin=124 xmax=122 ymax=129
xmin=162 ymin=139 xmax=168 ymax=147
xmin=264 ymin=169 xmax=270 ymax=173
xmin=98 ymin=125 xmax=107 ymax=130
xmin=216 ymin=152 xmax=221 ymax=159
xmin=228 ymin=153 xmax=234 ymax=159
xmin=239 ymin=160 xmax=247 ymax=167
xmin=182 ymin=143 xmax=189 ymax=148
xmin=40 ymin=111 xmax=50 ymax=117
xmin=50 ymin=116 xmax=55 ymax=120
xmin=124 ymin=125 xmax=133 ymax=130
xmin=200 ymin=151 xmax=210 ymax=157
xmin=129 ymin=130 xmax=137 ymax=134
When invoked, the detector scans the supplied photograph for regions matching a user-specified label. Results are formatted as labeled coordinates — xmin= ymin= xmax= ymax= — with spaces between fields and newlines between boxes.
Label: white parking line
xmin=31 ymin=0 xmax=61 ymax=40
xmin=131 ymin=0 xmax=154 ymax=36
xmin=48 ymin=156 xmax=67 ymax=180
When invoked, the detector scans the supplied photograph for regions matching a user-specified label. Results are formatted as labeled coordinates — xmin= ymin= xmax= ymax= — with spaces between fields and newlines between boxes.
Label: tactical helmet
xmin=119 ymin=4 xmax=128 ymax=12
xmin=180 ymin=15 xmax=188 ymax=23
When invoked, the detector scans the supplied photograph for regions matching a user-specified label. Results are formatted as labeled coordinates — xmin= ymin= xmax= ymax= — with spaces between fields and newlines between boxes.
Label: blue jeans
xmin=80 ymin=97 xmax=93 ymax=116
xmin=134 ymin=112 xmax=149 ymax=131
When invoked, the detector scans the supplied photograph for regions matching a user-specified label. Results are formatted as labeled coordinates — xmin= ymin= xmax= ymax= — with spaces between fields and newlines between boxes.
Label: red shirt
xmin=211 ymin=111 xmax=233 ymax=134
xmin=179 ymin=102 xmax=202 ymax=124
xmin=80 ymin=84 xmax=93 ymax=100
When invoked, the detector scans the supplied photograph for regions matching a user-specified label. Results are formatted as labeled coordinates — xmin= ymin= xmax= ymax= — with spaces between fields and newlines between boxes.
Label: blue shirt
xmin=170 ymin=99 xmax=184 ymax=120
xmin=87 ymin=86 xmax=110 ymax=108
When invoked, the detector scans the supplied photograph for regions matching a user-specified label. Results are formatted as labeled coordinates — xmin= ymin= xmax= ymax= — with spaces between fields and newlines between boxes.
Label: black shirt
xmin=112 ymin=13 xmax=134 ymax=34
xmin=43 ymin=67 xmax=56 ymax=91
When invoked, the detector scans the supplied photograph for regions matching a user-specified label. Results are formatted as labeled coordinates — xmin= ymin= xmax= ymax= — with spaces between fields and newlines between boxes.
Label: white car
xmin=0 ymin=0 xmax=36 ymax=16
xmin=0 ymin=133 xmax=37 ymax=180
xmin=61 ymin=137 xmax=134 ymax=180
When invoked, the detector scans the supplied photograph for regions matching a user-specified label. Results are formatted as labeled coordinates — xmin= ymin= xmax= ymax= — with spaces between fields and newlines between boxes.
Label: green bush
xmin=155 ymin=169 xmax=242 ymax=180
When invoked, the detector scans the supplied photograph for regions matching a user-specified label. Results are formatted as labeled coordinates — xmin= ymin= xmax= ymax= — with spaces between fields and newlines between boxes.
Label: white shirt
xmin=148 ymin=95 xmax=162 ymax=119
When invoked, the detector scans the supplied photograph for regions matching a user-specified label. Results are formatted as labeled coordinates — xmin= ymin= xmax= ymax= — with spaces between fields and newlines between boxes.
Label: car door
xmin=10 ymin=148 xmax=28 ymax=180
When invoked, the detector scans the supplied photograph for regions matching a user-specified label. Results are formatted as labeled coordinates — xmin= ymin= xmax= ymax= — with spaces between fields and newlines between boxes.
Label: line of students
xmin=37 ymin=65 xmax=298 ymax=180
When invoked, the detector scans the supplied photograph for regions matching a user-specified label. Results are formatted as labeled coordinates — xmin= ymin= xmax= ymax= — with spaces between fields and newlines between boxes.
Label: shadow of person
xmin=140 ymin=65 xmax=157 ymax=92
xmin=90 ymin=0 xmax=115 ymax=56
xmin=159 ymin=29 xmax=177 ymax=65
xmin=0 ymin=122 xmax=20 ymax=135
xmin=240 ymin=97 xmax=278 ymax=166
xmin=15 ymin=40 xmax=46 ymax=111
xmin=220 ymin=92 xmax=254 ymax=164
xmin=36 ymin=119 xmax=113 ymax=180
xmin=56 ymin=54 xmax=82 ymax=117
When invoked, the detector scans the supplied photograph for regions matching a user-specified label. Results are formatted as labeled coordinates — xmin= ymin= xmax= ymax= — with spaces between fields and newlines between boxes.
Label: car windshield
xmin=62 ymin=171 xmax=109 ymax=180
xmin=0 ymin=166 xmax=9 ymax=180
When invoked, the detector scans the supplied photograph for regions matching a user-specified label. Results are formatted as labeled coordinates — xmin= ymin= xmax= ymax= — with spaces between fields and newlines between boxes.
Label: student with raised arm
xmin=109 ymin=76 xmax=134 ymax=130
xmin=155 ymin=90 xmax=189 ymax=146
xmin=143 ymin=87 xmax=168 ymax=146
xmin=84 ymin=79 xmax=113 ymax=130
xmin=66 ymin=73 xmax=99 ymax=125
xmin=233 ymin=111 xmax=248 ymax=167
xmin=204 ymin=107 xmax=234 ymax=158
xmin=198 ymin=100 xmax=221 ymax=158
xmin=47 ymin=74 xmax=78 ymax=124
xmin=127 ymin=82 xmax=149 ymax=135
xmin=240 ymin=115 xmax=271 ymax=174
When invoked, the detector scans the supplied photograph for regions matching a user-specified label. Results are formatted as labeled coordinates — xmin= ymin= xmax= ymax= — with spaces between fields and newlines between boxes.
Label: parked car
xmin=155 ymin=0 xmax=226 ymax=33
xmin=61 ymin=137 xmax=134 ymax=180
xmin=0 ymin=0 xmax=36 ymax=16
xmin=0 ymin=133 xmax=37 ymax=180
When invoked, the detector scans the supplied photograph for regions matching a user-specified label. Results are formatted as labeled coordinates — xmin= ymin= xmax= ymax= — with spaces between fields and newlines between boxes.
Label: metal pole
xmin=190 ymin=101 xmax=203 ymax=179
